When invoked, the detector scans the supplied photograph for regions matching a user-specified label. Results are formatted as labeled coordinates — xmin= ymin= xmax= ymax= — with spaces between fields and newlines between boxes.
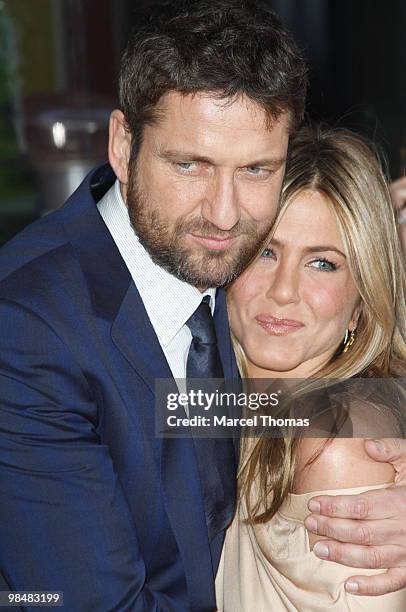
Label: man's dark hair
xmin=119 ymin=0 xmax=307 ymax=153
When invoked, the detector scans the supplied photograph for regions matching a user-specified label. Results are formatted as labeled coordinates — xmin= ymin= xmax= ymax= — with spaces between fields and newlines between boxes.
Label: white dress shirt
xmin=97 ymin=180 xmax=216 ymax=382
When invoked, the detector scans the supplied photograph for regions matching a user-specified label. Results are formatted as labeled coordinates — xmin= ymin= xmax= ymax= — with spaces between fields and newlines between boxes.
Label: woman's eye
xmin=260 ymin=247 xmax=276 ymax=259
xmin=309 ymin=258 xmax=337 ymax=272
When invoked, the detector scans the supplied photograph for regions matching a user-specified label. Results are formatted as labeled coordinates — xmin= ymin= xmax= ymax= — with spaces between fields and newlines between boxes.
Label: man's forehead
xmin=146 ymin=91 xmax=290 ymax=162
xmin=153 ymin=90 xmax=288 ymax=133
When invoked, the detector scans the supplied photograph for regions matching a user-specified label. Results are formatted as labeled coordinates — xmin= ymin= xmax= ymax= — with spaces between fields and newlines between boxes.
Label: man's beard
xmin=126 ymin=169 xmax=273 ymax=289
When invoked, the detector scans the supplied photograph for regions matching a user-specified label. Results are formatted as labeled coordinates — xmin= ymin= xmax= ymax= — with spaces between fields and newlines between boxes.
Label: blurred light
xmin=52 ymin=122 xmax=66 ymax=148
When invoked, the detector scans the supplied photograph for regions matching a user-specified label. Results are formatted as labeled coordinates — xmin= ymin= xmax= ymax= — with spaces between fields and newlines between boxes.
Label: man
xmin=0 ymin=1 xmax=405 ymax=610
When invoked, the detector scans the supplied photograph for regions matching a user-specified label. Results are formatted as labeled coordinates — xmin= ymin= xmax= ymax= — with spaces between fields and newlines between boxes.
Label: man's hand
xmin=391 ymin=176 xmax=406 ymax=214
xmin=304 ymin=438 xmax=406 ymax=596
xmin=390 ymin=176 xmax=406 ymax=256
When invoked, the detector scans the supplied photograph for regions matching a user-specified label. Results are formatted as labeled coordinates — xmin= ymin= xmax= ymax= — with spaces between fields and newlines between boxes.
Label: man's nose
xmin=265 ymin=261 xmax=300 ymax=306
xmin=201 ymin=173 xmax=240 ymax=231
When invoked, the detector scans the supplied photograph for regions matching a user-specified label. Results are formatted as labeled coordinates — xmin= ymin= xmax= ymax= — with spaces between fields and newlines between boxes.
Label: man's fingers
xmin=308 ymin=487 xmax=400 ymax=520
xmin=344 ymin=567 xmax=406 ymax=596
xmin=390 ymin=177 xmax=406 ymax=211
xmin=304 ymin=515 xmax=403 ymax=546
xmin=312 ymin=542 xmax=406 ymax=570
xmin=391 ymin=176 xmax=406 ymax=190
xmin=391 ymin=188 xmax=406 ymax=211
xmin=364 ymin=439 xmax=406 ymax=467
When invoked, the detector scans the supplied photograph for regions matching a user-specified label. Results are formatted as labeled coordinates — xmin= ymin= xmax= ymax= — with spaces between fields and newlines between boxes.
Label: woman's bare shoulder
xmin=292 ymin=382 xmax=402 ymax=494
xmin=292 ymin=436 xmax=395 ymax=494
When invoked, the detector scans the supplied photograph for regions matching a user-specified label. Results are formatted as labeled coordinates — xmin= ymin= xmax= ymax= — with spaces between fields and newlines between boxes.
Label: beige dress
xmin=215 ymin=483 xmax=406 ymax=611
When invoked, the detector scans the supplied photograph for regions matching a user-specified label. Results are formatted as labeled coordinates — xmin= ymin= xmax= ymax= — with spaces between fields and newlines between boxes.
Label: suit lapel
xmin=111 ymin=283 xmax=173 ymax=393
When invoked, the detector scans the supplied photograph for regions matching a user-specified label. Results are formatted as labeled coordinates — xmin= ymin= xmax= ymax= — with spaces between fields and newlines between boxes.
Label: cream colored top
xmin=216 ymin=483 xmax=406 ymax=611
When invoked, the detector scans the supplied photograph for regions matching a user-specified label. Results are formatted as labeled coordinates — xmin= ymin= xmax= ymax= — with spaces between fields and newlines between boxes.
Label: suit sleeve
xmin=0 ymin=299 xmax=171 ymax=611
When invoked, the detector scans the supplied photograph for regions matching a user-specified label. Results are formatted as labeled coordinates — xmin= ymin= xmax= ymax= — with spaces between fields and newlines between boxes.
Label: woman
xmin=216 ymin=125 xmax=406 ymax=610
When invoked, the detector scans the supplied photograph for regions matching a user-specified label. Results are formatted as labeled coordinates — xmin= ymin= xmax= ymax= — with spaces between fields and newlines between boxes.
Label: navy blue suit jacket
xmin=0 ymin=164 xmax=239 ymax=611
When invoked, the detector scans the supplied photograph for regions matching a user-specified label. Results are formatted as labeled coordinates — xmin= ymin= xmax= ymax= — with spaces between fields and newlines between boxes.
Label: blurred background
xmin=0 ymin=0 xmax=405 ymax=245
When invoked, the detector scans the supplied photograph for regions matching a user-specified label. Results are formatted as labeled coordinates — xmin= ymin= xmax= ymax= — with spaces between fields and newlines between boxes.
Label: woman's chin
xmin=249 ymin=352 xmax=304 ymax=377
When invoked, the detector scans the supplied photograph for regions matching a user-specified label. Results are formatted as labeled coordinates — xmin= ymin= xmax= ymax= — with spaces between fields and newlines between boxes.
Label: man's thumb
xmin=365 ymin=439 xmax=402 ymax=463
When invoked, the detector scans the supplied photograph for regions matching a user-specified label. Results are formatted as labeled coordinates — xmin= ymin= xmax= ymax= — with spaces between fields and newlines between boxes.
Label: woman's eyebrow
xmin=270 ymin=238 xmax=346 ymax=258
xmin=303 ymin=245 xmax=346 ymax=257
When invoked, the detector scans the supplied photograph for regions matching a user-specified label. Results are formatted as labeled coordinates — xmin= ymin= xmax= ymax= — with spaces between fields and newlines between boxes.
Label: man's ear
xmin=108 ymin=110 xmax=131 ymax=186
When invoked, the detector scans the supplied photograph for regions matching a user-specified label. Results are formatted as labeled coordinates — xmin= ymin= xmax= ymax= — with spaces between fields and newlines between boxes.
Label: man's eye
xmin=308 ymin=258 xmax=337 ymax=272
xmin=260 ymin=247 xmax=276 ymax=259
xmin=245 ymin=166 xmax=271 ymax=177
xmin=176 ymin=162 xmax=196 ymax=171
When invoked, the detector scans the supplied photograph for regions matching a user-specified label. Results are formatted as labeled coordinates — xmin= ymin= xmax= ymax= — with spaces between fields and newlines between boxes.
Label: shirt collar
xmin=97 ymin=180 xmax=216 ymax=347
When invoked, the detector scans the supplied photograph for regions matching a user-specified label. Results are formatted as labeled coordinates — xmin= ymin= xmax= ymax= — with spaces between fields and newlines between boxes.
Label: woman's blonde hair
xmin=236 ymin=125 xmax=406 ymax=522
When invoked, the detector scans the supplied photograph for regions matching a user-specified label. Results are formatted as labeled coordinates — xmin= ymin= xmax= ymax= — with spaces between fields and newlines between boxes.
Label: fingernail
xmin=313 ymin=542 xmax=329 ymax=558
xmin=345 ymin=581 xmax=359 ymax=593
xmin=308 ymin=500 xmax=321 ymax=512
xmin=305 ymin=517 xmax=318 ymax=532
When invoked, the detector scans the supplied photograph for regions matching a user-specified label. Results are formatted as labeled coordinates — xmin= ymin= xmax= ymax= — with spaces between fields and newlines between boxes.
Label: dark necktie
xmin=185 ymin=295 xmax=227 ymax=540
xmin=186 ymin=295 xmax=224 ymax=380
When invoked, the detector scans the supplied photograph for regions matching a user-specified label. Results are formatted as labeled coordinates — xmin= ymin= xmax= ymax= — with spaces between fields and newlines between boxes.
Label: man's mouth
xmin=189 ymin=233 xmax=238 ymax=251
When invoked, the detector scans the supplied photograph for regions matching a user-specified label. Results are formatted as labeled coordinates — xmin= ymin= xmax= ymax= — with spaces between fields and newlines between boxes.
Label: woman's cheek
xmin=230 ymin=268 xmax=266 ymax=305
xmin=227 ymin=285 xmax=248 ymax=342
xmin=304 ymin=279 xmax=349 ymax=321
xmin=228 ymin=272 xmax=264 ymax=341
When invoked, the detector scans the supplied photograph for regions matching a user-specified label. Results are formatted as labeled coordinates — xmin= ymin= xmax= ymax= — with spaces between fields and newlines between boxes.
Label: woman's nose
xmin=265 ymin=262 xmax=300 ymax=306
